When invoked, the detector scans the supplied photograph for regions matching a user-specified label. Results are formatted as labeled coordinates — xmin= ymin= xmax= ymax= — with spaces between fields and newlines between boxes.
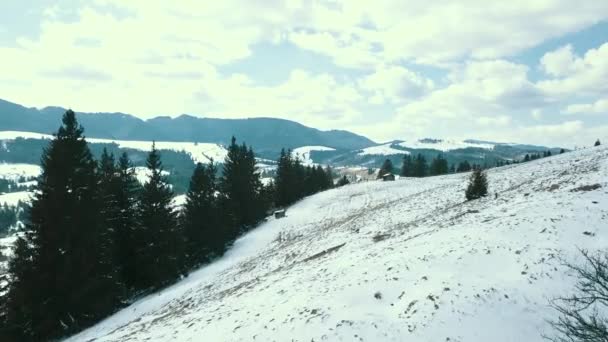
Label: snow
xmin=0 ymin=163 xmax=42 ymax=181
xmin=0 ymin=131 xmax=53 ymax=140
xmin=0 ymin=131 xmax=228 ymax=164
xmin=292 ymin=146 xmax=335 ymax=165
xmin=358 ymin=142 xmax=410 ymax=156
xmin=171 ymin=194 xmax=188 ymax=208
xmin=133 ymin=167 xmax=171 ymax=184
xmin=398 ymin=139 xmax=496 ymax=152
xmin=58 ymin=146 xmax=608 ymax=341
xmin=0 ymin=191 xmax=33 ymax=206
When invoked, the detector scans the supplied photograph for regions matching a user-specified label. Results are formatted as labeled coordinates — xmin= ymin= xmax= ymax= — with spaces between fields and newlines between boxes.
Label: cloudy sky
xmin=0 ymin=1 xmax=607 ymax=147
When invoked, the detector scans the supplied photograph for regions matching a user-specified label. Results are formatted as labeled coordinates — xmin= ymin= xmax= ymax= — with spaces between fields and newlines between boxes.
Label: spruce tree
xmin=3 ymin=110 xmax=118 ymax=339
xmin=219 ymin=137 xmax=267 ymax=239
xmin=181 ymin=162 xmax=220 ymax=268
xmin=401 ymin=155 xmax=414 ymax=177
xmin=465 ymin=168 xmax=489 ymax=201
xmin=134 ymin=143 xmax=181 ymax=290
xmin=595 ymin=139 xmax=601 ymax=146
xmin=429 ymin=154 xmax=449 ymax=176
xmin=111 ymin=152 xmax=140 ymax=291
xmin=413 ymin=154 xmax=428 ymax=177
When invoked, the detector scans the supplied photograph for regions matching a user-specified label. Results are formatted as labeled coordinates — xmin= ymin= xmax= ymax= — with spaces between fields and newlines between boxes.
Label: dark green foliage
xmin=274 ymin=149 xmax=333 ymax=208
xmin=112 ymin=152 xmax=142 ymax=290
xmin=133 ymin=143 xmax=182 ymax=290
xmin=181 ymin=162 xmax=221 ymax=268
xmin=337 ymin=175 xmax=350 ymax=187
xmin=2 ymin=110 xmax=120 ymax=340
xmin=0 ymin=204 xmax=17 ymax=236
xmin=595 ymin=139 xmax=601 ymax=147
xmin=412 ymin=154 xmax=428 ymax=178
xmin=560 ymin=148 xmax=565 ymax=154
xmin=456 ymin=160 xmax=472 ymax=172
xmin=219 ymin=137 xmax=268 ymax=239
xmin=429 ymin=154 xmax=449 ymax=176
xmin=401 ymin=155 xmax=414 ymax=177
xmin=377 ymin=159 xmax=394 ymax=179
xmin=465 ymin=168 xmax=489 ymax=201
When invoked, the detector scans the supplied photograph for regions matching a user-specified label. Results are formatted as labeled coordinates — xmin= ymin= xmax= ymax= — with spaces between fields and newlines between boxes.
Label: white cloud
xmin=540 ymin=44 xmax=584 ymax=77
xmin=538 ymin=43 xmax=608 ymax=96
xmin=358 ymin=65 xmax=434 ymax=104
xmin=563 ymin=98 xmax=608 ymax=114
xmin=0 ymin=0 xmax=606 ymax=149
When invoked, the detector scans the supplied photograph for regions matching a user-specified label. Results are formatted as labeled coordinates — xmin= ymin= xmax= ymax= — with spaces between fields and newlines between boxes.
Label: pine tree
xmin=111 ymin=152 xmax=140 ymax=291
xmin=134 ymin=143 xmax=181 ymax=290
xmin=401 ymin=155 xmax=414 ymax=177
xmin=560 ymin=148 xmax=565 ymax=154
xmin=413 ymin=154 xmax=428 ymax=177
xmin=219 ymin=137 xmax=267 ymax=239
xmin=274 ymin=149 xmax=295 ymax=207
xmin=3 ymin=110 xmax=118 ymax=339
xmin=377 ymin=159 xmax=394 ymax=179
xmin=595 ymin=139 xmax=601 ymax=146
xmin=325 ymin=165 xmax=335 ymax=188
xmin=429 ymin=154 xmax=449 ymax=176
xmin=97 ymin=149 xmax=126 ymax=306
xmin=465 ymin=168 xmax=489 ymax=201
xmin=524 ymin=154 xmax=530 ymax=162
xmin=181 ymin=162 xmax=220 ymax=268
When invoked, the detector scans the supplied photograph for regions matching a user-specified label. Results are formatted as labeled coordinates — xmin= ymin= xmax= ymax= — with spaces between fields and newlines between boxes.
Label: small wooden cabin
xmin=382 ymin=173 xmax=396 ymax=181
xmin=274 ymin=209 xmax=286 ymax=219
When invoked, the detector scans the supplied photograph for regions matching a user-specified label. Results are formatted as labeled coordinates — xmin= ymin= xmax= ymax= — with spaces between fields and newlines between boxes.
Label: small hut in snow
xmin=381 ymin=173 xmax=396 ymax=181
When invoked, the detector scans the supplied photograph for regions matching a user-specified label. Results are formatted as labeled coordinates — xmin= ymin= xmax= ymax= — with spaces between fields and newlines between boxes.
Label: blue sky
xmin=0 ymin=1 xmax=607 ymax=148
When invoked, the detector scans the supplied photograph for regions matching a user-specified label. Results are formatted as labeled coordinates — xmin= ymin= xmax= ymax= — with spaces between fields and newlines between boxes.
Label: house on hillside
xmin=381 ymin=173 xmax=396 ymax=181
xmin=274 ymin=209 xmax=286 ymax=219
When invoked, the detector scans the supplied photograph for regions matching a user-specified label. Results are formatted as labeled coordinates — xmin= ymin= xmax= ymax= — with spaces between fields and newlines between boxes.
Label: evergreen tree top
xmin=57 ymin=109 xmax=84 ymax=140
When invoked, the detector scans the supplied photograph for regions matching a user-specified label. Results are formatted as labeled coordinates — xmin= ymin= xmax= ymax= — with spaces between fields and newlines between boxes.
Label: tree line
xmin=0 ymin=110 xmax=334 ymax=341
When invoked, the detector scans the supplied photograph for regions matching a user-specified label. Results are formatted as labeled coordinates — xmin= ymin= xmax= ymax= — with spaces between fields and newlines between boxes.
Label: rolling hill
xmin=65 ymin=144 xmax=607 ymax=342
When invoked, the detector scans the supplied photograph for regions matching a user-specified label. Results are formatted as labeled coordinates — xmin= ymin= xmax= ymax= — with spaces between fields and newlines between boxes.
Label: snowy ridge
xmin=398 ymin=139 xmax=496 ymax=152
xmin=0 ymin=131 xmax=228 ymax=164
xmin=0 ymin=191 xmax=33 ymax=206
xmin=0 ymin=163 xmax=42 ymax=181
xmin=292 ymin=146 xmax=335 ymax=165
xmin=358 ymin=142 xmax=410 ymax=156
xmin=66 ymin=145 xmax=608 ymax=342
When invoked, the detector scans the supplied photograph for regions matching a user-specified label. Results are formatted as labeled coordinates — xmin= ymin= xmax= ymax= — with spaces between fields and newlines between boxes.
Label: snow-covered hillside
xmin=358 ymin=142 xmax=409 ymax=156
xmin=66 ymin=145 xmax=607 ymax=342
xmin=0 ymin=163 xmax=41 ymax=181
xmin=398 ymin=139 xmax=496 ymax=152
xmin=0 ymin=131 xmax=228 ymax=164
xmin=292 ymin=146 xmax=335 ymax=165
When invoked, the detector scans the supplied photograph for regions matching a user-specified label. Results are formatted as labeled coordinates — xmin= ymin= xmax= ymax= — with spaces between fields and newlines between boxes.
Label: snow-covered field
xmin=292 ymin=146 xmax=335 ymax=165
xmin=0 ymin=191 xmax=33 ymax=206
xmin=65 ymin=144 xmax=608 ymax=342
xmin=398 ymin=139 xmax=496 ymax=152
xmin=0 ymin=163 xmax=41 ymax=181
xmin=358 ymin=142 xmax=410 ymax=156
xmin=0 ymin=131 xmax=228 ymax=164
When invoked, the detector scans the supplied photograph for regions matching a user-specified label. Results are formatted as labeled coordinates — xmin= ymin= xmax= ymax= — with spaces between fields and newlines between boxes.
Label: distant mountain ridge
xmin=0 ymin=98 xmax=375 ymax=152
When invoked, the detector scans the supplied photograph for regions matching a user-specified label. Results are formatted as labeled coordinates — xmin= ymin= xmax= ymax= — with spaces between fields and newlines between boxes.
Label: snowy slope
xmin=0 ymin=163 xmax=41 ymax=181
xmin=398 ymin=139 xmax=496 ymax=151
xmin=0 ymin=191 xmax=33 ymax=206
xmin=0 ymin=131 xmax=228 ymax=164
xmin=292 ymin=146 xmax=335 ymax=165
xmin=358 ymin=142 xmax=409 ymax=156
xmin=67 ymin=145 xmax=608 ymax=342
